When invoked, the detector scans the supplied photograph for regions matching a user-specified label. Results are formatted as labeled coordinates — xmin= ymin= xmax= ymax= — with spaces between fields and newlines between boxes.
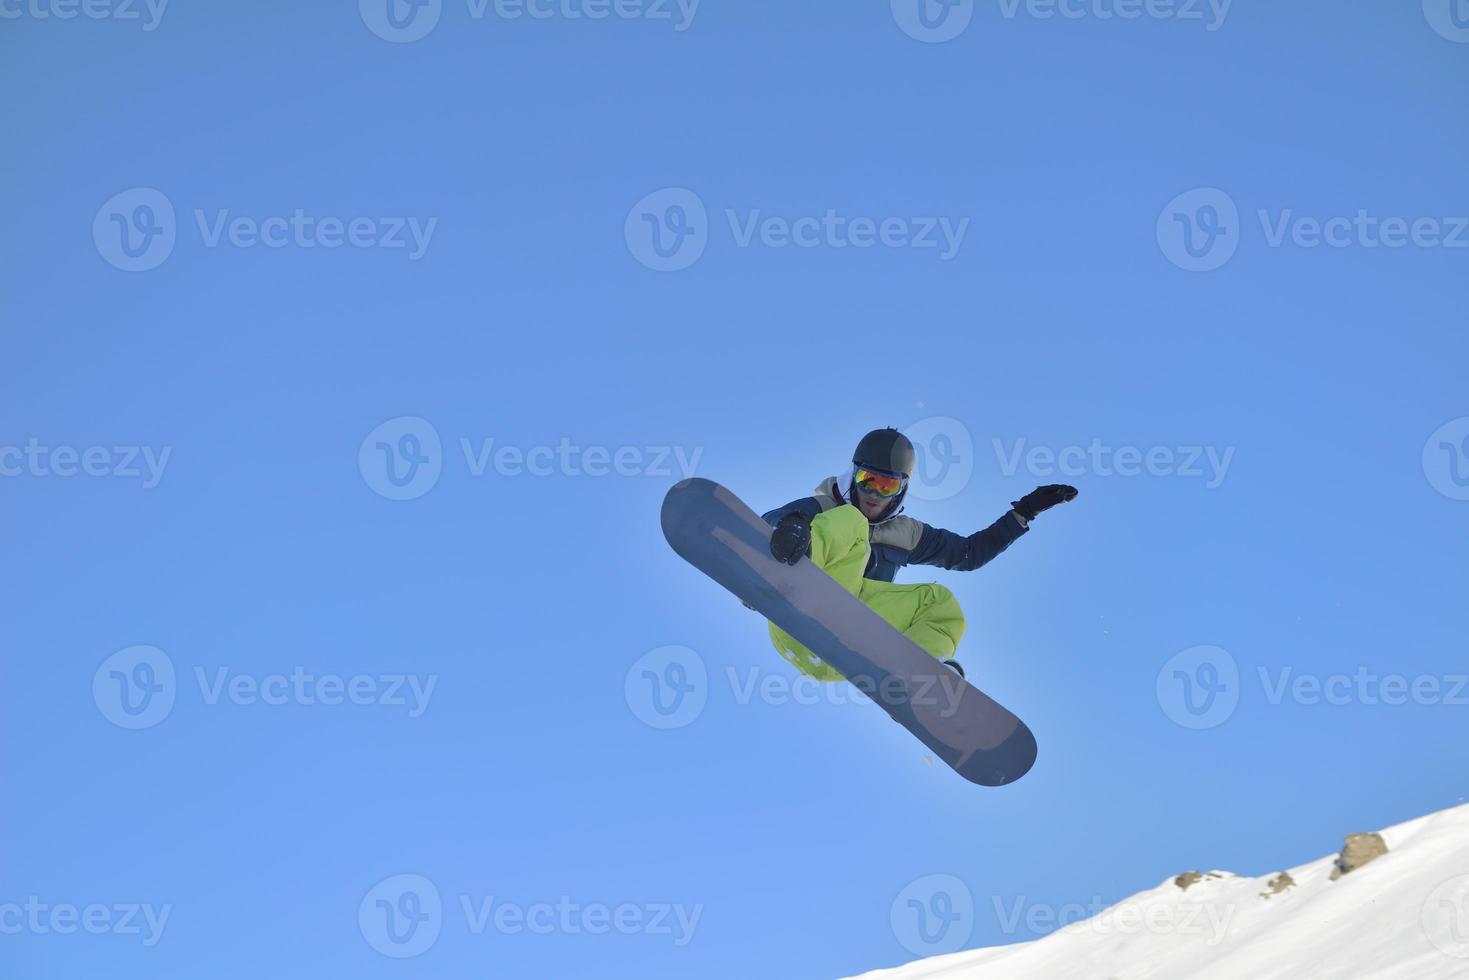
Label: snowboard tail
xmin=660 ymin=478 xmax=1037 ymax=787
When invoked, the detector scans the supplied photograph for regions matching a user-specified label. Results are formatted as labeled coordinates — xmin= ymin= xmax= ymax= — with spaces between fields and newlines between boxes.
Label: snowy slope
xmin=849 ymin=802 xmax=1469 ymax=980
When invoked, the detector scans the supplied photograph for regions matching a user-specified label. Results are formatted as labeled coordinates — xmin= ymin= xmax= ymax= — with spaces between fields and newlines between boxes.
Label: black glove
xmin=770 ymin=512 xmax=813 ymax=565
xmin=1011 ymin=485 xmax=1078 ymax=521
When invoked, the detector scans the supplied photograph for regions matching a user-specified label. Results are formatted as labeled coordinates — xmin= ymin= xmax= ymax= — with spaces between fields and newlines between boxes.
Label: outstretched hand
xmin=1011 ymin=485 xmax=1079 ymax=521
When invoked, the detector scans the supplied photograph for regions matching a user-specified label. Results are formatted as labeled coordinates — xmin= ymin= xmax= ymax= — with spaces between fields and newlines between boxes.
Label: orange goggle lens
xmin=854 ymin=467 xmax=905 ymax=498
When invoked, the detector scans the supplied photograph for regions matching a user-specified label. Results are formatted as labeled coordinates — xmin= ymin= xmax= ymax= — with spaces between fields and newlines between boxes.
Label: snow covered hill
xmin=849 ymin=802 xmax=1469 ymax=980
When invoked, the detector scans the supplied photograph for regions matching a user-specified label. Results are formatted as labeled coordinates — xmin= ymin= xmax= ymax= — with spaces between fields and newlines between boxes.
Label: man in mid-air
xmin=761 ymin=427 xmax=1077 ymax=681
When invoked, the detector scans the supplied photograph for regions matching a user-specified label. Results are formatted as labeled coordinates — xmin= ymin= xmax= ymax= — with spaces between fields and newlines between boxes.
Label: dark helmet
xmin=853 ymin=428 xmax=916 ymax=478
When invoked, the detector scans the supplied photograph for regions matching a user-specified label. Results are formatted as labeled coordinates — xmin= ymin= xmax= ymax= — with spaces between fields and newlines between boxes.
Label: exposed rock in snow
xmin=1258 ymin=872 xmax=1295 ymax=899
xmin=1173 ymin=871 xmax=1225 ymax=892
xmin=1331 ymin=831 xmax=1390 ymax=880
xmin=848 ymin=801 xmax=1469 ymax=980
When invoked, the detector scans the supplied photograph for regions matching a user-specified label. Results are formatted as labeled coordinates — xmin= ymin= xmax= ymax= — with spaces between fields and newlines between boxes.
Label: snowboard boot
xmin=942 ymin=659 xmax=965 ymax=679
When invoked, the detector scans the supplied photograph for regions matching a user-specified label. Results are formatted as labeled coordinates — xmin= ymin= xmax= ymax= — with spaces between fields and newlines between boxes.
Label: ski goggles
xmin=853 ymin=466 xmax=906 ymax=498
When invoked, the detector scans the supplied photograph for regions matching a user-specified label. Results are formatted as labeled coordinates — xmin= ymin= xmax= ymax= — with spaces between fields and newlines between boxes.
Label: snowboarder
xmin=761 ymin=428 xmax=1077 ymax=682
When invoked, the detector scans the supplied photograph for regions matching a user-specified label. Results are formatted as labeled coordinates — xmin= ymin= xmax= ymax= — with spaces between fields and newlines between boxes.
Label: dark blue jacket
xmin=762 ymin=475 xmax=1029 ymax=583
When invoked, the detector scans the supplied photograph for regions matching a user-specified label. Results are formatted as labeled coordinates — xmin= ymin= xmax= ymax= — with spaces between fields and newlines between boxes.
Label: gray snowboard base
xmin=660 ymin=478 xmax=1037 ymax=787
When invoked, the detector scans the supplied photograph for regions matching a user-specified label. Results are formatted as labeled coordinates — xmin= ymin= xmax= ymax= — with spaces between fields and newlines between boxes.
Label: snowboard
xmin=660 ymin=477 xmax=1037 ymax=787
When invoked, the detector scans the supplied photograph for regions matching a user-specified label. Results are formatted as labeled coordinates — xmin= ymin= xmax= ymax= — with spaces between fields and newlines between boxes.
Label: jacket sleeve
xmin=762 ymin=496 xmax=823 ymax=528
xmin=905 ymin=511 xmax=1029 ymax=572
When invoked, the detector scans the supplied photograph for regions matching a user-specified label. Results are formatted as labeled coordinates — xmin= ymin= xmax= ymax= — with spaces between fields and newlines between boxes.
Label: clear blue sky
xmin=3 ymin=2 xmax=1467 ymax=978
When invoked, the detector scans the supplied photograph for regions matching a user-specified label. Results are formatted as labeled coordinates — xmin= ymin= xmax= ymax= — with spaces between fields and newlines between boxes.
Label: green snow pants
xmin=769 ymin=504 xmax=967 ymax=682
